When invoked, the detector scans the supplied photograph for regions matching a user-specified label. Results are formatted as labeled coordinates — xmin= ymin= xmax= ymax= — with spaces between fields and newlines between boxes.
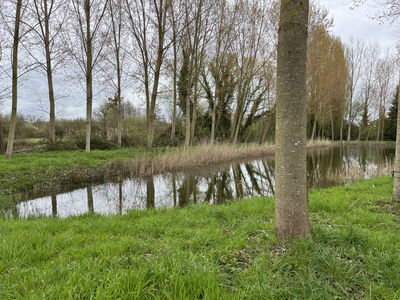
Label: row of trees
xmin=0 ymin=0 xmax=397 ymax=158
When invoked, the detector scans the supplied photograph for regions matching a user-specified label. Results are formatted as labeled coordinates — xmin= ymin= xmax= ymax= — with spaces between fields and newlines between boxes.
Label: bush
xmin=75 ymin=136 xmax=118 ymax=150
xmin=45 ymin=136 xmax=118 ymax=151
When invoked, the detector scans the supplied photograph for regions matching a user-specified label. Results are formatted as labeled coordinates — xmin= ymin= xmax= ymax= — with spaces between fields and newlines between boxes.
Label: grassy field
xmin=1 ymin=176 xmax=399 ymax=299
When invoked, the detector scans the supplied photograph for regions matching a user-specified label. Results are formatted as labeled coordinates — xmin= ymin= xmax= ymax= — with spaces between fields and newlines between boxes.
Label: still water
xmin=11 ymin=144 xmax=395 ymax=219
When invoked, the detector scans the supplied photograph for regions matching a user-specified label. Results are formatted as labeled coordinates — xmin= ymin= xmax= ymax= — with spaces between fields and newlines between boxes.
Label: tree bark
xmin=5 ymin=0 xmax=22 ymax=159
xmin=275 ymin=0 xmax=311 ymax=241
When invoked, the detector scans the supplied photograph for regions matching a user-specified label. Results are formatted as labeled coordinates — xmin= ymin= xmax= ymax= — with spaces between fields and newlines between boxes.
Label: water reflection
xmin=14 ymin=144 xmax=394 ymax=219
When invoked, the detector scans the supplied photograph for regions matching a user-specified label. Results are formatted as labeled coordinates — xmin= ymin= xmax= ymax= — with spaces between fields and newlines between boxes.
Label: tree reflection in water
xmin=14 ymin=144 xmax=395 ymax=218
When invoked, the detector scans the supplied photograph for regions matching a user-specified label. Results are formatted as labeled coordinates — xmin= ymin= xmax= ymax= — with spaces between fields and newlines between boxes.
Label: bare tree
xmin=67 ymin=0 xmax=109 ymax=153
xmin=359 ymin=43 xmax=381 ymax=141
xmin=2 ymin=0 xmax=30 ymax=158
xmin=103 ymin=0 xmax=127 ymax=147
xmin=125 ymin=0 xmax=171 ymax=149
xmin=230 ymin=0 xmax=272 ymax=145
xmin=29 ymin=0 xmax=67 ymax=145
xmin=180 ymin=0 xmax=211 ymax=148
xmin=275 ymin=0 xmax=311 ymax=241
xmin=345 ymin=39 xmax=365 ymax=141
xmin=375 ymin=54 xmax=394 ymax=141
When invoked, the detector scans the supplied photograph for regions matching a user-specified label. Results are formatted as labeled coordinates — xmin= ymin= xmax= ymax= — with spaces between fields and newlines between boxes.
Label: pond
xmin=8 ymin=144 xmax=395 ymax=219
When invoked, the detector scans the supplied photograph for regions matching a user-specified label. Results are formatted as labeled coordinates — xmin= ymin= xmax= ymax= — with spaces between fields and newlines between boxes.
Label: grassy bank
xmin=1 ymin=176 xmax=399 ymax=298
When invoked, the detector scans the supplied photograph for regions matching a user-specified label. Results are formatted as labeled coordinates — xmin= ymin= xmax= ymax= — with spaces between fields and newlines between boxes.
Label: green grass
xmin=1 ymin=176 xmax=399 ymax=299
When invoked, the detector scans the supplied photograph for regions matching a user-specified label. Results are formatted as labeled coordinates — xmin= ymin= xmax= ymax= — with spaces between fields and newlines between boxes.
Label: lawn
xmin=1 ymin=176 xmax=399 ymax=299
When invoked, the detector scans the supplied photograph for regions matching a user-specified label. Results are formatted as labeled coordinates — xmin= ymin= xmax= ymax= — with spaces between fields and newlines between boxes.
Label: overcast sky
xmin=1 ymin=0 xmax=398 ymax=120
xmin=319 ymin=0 xmax=398 ymax=50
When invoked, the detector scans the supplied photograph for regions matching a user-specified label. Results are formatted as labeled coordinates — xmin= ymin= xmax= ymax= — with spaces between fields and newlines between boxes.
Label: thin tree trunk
xmin=340 ymin=114 xmax=344 ymax=142
xmin=310 ymin=116 xmax=317 ymax=142
xmin=190 ymin=80 xmax=198 ymax=146
xmin=170 ymin=12 xmax=177 ymax=142
xmin=275 ymin=0 xmax=311 ymax=241
xmin=330 ymin=108 xmax=334 ymax=141
xmin=5 ymin=0 xmax=22 ymax=159
xmin=85 ymin=0 xmax=93 ymax=153
xmin=376 ymin=117 xmax=381 ymax=141
xmin=184 ymin=93 xmax=191 ymax=149
xmin=43 ymin=0 xmax=56 ymax=145
xmin=347 ymin=98 xmax=353 ymax=141
xmin=0 ymin=121 xmax=5 ymax=154
xmin=210 ymin=95 xmax=217 ymax=144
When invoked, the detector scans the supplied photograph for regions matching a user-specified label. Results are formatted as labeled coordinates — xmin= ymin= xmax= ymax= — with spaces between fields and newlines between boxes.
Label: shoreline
xmin=0 ymin=141 xmax=394 ymax=203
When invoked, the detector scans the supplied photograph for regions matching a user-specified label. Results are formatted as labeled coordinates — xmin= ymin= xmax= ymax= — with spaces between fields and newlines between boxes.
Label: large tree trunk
xmin=393 ymin=83 xmax=400 ymax=200
xmin=5 ymin=0 xmax=22 ymax=159
xmin=275 ymin=0 xmax=311 ymax=242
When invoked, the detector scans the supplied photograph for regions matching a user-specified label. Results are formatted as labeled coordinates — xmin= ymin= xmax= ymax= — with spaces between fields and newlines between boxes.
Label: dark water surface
xmin=9 ymin=144 xmax=395 ymax=219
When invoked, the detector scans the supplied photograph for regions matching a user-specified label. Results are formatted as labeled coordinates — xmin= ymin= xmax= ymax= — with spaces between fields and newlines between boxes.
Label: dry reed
xmin=108 ymin=143 xmax=275 ymax=178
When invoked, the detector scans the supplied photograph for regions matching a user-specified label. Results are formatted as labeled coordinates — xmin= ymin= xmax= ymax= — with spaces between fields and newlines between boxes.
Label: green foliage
xmin=1 ymin=177 xmax=400 ymax=298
